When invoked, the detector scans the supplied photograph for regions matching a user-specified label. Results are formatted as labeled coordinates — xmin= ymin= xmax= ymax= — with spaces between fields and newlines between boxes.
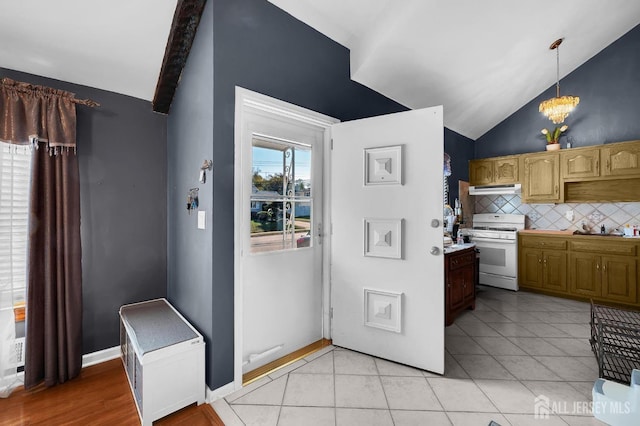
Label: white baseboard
xmin=207 ymin=381 xmax=237 ymax=403
xmin=6 ymin=345 xmax=120 ymax=391
xmin=82 ymin=345 xmax=120 ymax=368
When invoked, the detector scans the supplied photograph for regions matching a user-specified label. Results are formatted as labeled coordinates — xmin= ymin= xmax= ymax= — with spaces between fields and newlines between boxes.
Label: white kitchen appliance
xmin=469 ymin=183 xmax=521 ymax=196
xmin=467 ymin=213 xmax=525 ymax=291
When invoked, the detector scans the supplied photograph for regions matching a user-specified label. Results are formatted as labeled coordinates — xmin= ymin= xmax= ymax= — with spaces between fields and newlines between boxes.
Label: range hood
xmin=469 ymin=183 xmax=521 ymax=195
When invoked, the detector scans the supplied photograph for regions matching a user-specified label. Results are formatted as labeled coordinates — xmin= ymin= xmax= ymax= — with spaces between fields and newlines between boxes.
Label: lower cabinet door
xmin=601 ymin=256 xmax=637 ymax=304
xmin=448 ymin=269 xmax=465 ymax=310
xmin=569 ymin=253 xmax=601 ymax=297
xmin=520 ymin=248 xmax=543 ymax=288
xmin=542 ymin=251 xmax=567 ymax=292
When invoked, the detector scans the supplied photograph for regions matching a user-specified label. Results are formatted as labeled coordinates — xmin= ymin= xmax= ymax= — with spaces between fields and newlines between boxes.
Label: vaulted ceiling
xmin=1 ymin=0 xmax=207 ymax=113
xmin=1 ymin=0 xmax=178 ymax=101
xmin=269 ymin=0 xmax=640 ymax=139
xmin=2 ymin=1 xmax=640 ymax=137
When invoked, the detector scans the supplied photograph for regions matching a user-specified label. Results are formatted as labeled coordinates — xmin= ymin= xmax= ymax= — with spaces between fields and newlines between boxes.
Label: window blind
xmin=0 ymin=142 xmax=31 ymax=314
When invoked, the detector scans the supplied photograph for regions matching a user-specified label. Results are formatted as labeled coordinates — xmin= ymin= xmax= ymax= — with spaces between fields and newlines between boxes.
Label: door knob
xmin=430 ymin=246 xmax=440 ymax=256
xmin=431 ymin=219 xmax=440 ymax=228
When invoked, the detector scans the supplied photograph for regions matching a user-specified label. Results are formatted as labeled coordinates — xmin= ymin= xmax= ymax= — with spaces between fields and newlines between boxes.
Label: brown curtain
xmin=0 ymin=78 xmax=94 ymax=389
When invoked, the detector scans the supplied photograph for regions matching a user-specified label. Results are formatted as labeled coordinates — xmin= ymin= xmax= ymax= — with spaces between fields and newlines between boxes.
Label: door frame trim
xmin=233 ymin=87 xmax=339 ymax=390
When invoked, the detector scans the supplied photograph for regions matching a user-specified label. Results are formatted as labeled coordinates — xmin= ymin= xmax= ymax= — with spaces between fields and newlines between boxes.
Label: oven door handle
xmin=471 ymin=237 xmax=517 ymax=244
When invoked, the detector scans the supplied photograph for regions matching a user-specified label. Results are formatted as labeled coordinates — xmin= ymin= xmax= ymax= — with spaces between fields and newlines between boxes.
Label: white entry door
xmin=240 ymin=110 xmax=326 ymax=373
xmin=331 ymin=106 xmax=445 ymax=373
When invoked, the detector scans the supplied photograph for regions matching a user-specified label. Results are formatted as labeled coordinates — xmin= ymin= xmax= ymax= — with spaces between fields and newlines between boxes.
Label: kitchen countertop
xmin=519 ymin=229 xmax=574 ymax=236
xmin=443 ymin=242 xmax=476 ymax=254
xmin=519 ymin=229 xmax=635 ymax=239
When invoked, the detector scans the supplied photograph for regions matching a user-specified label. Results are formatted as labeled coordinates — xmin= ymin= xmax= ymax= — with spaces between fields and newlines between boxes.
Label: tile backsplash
xmin=475 ymin=194 xmax=640 ymax=233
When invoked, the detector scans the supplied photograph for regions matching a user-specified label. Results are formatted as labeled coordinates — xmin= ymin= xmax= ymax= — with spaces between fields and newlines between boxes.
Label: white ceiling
xmin=2 ymin=1 xmax=639 ymax=138
xmin=0 ymin=0 xmax=177 ymax=101
xmin=269 ymin=0 xmax=640 ymax=139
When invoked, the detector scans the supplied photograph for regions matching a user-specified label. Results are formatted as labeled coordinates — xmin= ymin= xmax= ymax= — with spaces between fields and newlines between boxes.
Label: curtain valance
xmin=0 ymin=78 xmax=97 ymax=153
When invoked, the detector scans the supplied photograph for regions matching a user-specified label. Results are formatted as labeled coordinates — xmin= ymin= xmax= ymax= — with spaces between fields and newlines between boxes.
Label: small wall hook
xmin=201 ymin=160 xmax=213 ymax=171
xmin=199 ymin=160 xmax=213 ymax=183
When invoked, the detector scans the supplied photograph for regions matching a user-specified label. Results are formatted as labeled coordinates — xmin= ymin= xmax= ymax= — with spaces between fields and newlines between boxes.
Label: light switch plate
xmin=565 ymin=210 xmax=574 ymax=221
xmin=197 ymin=210 xmax=206 ymax=229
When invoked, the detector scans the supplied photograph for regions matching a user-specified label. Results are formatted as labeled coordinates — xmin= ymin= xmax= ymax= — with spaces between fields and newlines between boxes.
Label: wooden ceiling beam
xmin=152 ymin=0 xmax=207 ymax=114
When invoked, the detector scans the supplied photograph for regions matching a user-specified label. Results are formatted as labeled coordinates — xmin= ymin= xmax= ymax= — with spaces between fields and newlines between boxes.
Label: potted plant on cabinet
xmin=541 ymin=125 xmax=568 ymax=151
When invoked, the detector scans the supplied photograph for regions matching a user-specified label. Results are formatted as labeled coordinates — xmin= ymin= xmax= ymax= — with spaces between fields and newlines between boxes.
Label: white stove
xmin=467 ymin=214 xmax=525 ymax=291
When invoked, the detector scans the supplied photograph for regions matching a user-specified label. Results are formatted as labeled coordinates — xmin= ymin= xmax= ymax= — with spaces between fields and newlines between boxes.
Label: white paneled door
xmin=237 ymin=89 xmax=338 ymax=377
xmin=331 ymin=107 xmax=445 ymax=373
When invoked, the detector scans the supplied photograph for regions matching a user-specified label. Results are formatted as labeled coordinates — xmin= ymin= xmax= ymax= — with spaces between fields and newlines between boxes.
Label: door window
xmin=250 ymin=138 xmax=312 ymax=253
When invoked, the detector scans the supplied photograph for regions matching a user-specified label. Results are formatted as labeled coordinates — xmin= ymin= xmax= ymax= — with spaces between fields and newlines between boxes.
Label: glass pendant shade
xmin=539 ymin=38 xmax=579 ymax=124
xmin=539 ymin=95 xmax=580 ymax=124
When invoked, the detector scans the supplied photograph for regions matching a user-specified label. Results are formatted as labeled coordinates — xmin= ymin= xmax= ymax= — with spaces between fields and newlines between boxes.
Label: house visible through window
xmin=0 ymin=141 xmax=32 ymax=334
xmin=250 ymin=137 xmax=312 ymax=253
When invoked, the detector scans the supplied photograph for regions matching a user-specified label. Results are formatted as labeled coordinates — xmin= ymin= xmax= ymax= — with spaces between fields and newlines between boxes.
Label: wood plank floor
xmin=0 ymin=359 xmax=224 ymax=425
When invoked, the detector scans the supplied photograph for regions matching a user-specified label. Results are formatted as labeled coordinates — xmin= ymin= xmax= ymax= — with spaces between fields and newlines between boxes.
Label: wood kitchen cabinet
xmin=562 ymin=141 xmax=640 ymax=180
xmin=568 ymin=253 xmax=637 ymax=304
xmin=519 ymin=241 xmax=567 ymax=293
xmin=561 ymin=147 xmax=600 ymax=179
xmin=470 ymin=139 xmax=640 ymax=204
xmin=569 ymin=252 xmax=601 ymax=298
xmin=519 ymin=233 xmax=640 ymax=308
xmin=469 ymin=156 xmax=518 ymax=186
xmin=469 ymin=159 xmax=493 ymax=186
xmin=522 ymin=153 xmax=561 ymax=203
xmin=602 ymin=142 xmax=640 ymax=177
xmin=445 ymin=246 xmax=476 ymax=326
xmin=569 ymin=240 xmax=638 ymax=305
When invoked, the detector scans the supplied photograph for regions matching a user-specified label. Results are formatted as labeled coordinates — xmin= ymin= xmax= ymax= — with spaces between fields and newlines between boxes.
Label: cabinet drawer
xmin=449 ymin=252 xmax=475 ymax=269
xmin=570 ymin=241 xmax=637 ymax=256
xmin=521 ymin=237 xmax=567 ymax=250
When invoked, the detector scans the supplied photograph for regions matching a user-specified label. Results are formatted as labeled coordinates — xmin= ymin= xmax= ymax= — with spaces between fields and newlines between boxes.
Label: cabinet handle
xmin=603 ymin=264 xmax=607 ymax=272
xmin=606 ymin=159 xmax=610 ymax=171
xmin=595 ymin=160 xmax=599 ymax=174
xmin=538 ymin=258 xmax=542 ymax=263
xmin=555 ymin=184 xmax=559 ymax=195
xmin=596 ymin=263 xmax=600 ymax=270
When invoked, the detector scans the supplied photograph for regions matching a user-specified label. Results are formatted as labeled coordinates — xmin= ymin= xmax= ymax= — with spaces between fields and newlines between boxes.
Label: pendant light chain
xmin=556 ymin=44 xmax=561 ymax=98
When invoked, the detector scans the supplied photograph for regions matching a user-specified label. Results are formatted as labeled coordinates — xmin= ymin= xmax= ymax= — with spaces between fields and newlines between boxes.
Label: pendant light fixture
xmin=539 ymin=38 xmax=580 ymax=124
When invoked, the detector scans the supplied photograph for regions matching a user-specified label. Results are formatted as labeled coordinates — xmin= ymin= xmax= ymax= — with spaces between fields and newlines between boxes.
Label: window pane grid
xmin=250 ymin=140 xmax=312 ymax=253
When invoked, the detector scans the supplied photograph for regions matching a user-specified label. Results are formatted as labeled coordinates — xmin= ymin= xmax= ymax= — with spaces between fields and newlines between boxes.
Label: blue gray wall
xmin=445 ymin=128 xmax=475 ymax=204
xmin=169 ymin=0 xmax=477 ymax=389
xmin=166 ymin=0 xmax=214 ymax=385
xmin=0 ymin=68 xmax=168 ymax=354
xmin=168 ymin=0 xmax=412 ymax=390
xmin=212 ymin=0 xmax=411 ymax=389
xmin=476 ymin=24 xmax=640 ymax=157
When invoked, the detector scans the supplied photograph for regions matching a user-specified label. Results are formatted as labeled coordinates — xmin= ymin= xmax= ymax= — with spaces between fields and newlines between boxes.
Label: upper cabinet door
xmin=494 ymin=157 xmax=519 ymax=184
xmin=561 ymin=148 xmax=600 ymax=179
xmin=523 ymin=153 xmax=561 ymax=203
xmin=469 ymin=159 xmax=494 ymax=186
xmin=602 ymin=142 xmax=640 ymax=177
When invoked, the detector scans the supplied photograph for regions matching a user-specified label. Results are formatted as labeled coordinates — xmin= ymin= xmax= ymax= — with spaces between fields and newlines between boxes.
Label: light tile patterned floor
xmin=214 ymin=286 xmax=607 ymax=425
